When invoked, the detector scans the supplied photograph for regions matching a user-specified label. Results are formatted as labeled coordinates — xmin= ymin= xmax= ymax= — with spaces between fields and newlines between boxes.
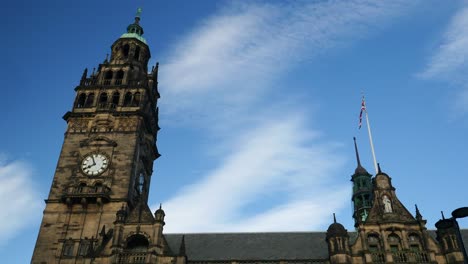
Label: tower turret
xmin=436 ymin=215 xmax=466 ymax=263
xmin=351 ymin=137 xmax=373 ymax=226
xmin=326 ymin=214 xmax=351 ymax=264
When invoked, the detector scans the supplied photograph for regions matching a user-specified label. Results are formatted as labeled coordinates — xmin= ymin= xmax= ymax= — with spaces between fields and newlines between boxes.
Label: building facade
xmin=32 ymin=12 xmax=467 ymax=264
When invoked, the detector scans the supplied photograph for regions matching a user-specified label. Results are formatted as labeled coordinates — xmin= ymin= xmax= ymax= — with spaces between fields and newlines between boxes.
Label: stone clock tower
xmin=31 ymin=10 xmax=182 ymax=264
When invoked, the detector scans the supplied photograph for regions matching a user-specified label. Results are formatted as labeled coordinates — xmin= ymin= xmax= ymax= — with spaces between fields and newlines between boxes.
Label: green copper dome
xmin=120 ymin=8 xmax=147 ymax=44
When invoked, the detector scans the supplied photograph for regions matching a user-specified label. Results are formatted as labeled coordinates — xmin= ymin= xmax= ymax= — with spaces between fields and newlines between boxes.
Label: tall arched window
xmin=94 ymin=182 xmax=103 ymax=193
xmin=133 ymin=92 xmax=141 ymax=106
xmin=115 ymin=70 xmax=124 ymax=85
xmin=76 ymin=93 xmax=86 ymax=108
xmin=134 ymin=46 xmax=141 ymax=61
xmin=85 ymin=93 xmax=95 ymax=107
xmin=123 ymin=92 xmax=132 ymax=106
xmin=77 ymin=183 xmax=87 ymax=193
xmin=99 ymin=93 xmax=108 ymax=108
xmin=104 ymin=71 xmax=113 ymax=85
xmin=123 ymin=44 xmax=130 ymax=58
xmin=112 ymin=92 xmax=120 ymax=108
xmin=138 ymin=172 xmax=145 ymax=194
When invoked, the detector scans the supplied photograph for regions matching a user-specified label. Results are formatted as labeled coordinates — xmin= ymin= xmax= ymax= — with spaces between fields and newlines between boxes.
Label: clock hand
xmin=91 ymin=155 xmax=96 ymax=165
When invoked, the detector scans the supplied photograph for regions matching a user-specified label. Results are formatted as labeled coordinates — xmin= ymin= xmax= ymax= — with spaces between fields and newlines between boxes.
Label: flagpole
xmin=363 ymin=97 xmax=378 ymax=174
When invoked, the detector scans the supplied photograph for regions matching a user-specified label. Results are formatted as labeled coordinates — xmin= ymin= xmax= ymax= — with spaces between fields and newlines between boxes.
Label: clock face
xmin=81 ymin=153 xmax=109 ymax=176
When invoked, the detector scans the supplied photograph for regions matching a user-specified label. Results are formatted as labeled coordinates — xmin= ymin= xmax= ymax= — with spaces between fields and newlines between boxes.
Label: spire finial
xmin=159 ymin=203 xmax=162 ymax=210
xmin=135 ymin=7 xmax=142 ymax=24
xmin=80 ymin=68 xmax=88 ymax=84
xmin=333 ymin=213 xmax=337 ymax=223
xmin=441 ymin=211 xmax=445 ymax=219
xmin=377 ymin=163 xmax=382 ymax=174
xmin=415 ymin=204 xmax=422 ymax=220
xmin=353 ymin=137 xmax=362 ymax=167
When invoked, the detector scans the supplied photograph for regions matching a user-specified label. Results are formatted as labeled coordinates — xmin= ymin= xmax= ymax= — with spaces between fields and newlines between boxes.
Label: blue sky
xmin=1 ymin=0 xmax=468 ymax=262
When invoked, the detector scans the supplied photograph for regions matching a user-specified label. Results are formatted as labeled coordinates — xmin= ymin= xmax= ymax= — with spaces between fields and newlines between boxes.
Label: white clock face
xmin=82 ymin=153 xmax=109 ymax=176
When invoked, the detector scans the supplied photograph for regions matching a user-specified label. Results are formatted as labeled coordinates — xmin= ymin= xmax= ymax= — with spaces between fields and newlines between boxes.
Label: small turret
xmin=326 ymin=214 xmax=351 ymax=264
xmin=115 ymin=204 xmax=128 ymax=223
xmin=155 ymin=203 xmax=165 ymax=225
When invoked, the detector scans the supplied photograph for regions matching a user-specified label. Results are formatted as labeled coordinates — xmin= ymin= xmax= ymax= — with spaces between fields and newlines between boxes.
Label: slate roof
xmin=165 ymin=230 xmax=468 ymax=262
xmin=165 ymin=232 xmax=329 ymax=261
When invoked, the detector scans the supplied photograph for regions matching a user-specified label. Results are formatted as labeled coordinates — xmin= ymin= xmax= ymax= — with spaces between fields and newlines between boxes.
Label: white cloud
xmin=0 ymin=158 xmax=41 ymax=245
xmin=420 ymin=6 xmax=468 ymax=79
xmin=159 ymin=0 xmax=419 ymax=127
xmin=160 ymin=113 xmax=348 ymax=232
xmin=419 ymin=4 xmax=468 ymax=114
xmin=152 ymin=1 xmax=418 ymax=232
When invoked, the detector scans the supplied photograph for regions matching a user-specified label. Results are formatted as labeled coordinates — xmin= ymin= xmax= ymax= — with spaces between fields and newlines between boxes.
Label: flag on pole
xmin=359 ymin=97 xmax=366 ymax=129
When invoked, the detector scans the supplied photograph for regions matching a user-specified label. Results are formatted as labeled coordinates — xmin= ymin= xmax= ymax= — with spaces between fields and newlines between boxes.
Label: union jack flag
xmin=359 ymin=97 xmax=366 ymax=129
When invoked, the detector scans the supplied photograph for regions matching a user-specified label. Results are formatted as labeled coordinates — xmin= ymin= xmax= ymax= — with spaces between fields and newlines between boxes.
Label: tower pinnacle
xmin=353 ymin=137 xmax=369 ymax=175
xmin=135 ymin=7 xmax=142 ymax=24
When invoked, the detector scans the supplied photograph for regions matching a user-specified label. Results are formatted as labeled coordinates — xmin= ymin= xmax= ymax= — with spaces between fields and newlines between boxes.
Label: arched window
xmin=138 ymin=172 xmax=145 ymax=193
xmin=94 ymin=182 xmax=103 ymax=193
xmin=104 ymin=71 xmax=113 ymax=85
xmin=85 ymin=93 xmax=95 ymax=107
xmin=409 ymin=234 xmax=421 ymax=251
xmin=112 ymin=92 xmax=120 ymax=108
xmin=123 ymin=92 xmax=132 ymax=106
xmin=134 ymin=46 xmax=140 ymax=60
xmin=115 ymin=70 xmax=124 ymax=85
xmin=388 ymin=234 xmax=401 ymax=252
xmin=368 ymin=234 xmax=381 ymax=252
xmin=104 ymin=70 xmax=113 ymax=80
xmin=99 ymin=93 xmax=108 ymax=107
xmin=77 ymin=183 xmax=87 ymax=193
xmin=132 ymin=92 xmax=141 ymax=106
xmin=123 ymin=44 xmax=130 ymax=58
xmin=126 ymin=234 xmax=149 ymax=252
xmin=76 ymin=93 xmax=86 ymax=108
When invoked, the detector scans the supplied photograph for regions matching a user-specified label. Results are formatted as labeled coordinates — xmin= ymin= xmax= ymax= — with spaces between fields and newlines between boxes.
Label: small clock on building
xmin=81 ymin=153 xmax=109 ymax=176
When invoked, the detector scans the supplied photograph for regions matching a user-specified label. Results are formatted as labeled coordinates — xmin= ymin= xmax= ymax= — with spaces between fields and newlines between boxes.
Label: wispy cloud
xmin=0 ymin=158 xmax=41 ymax=245
xmin=420 ymin=5 xmax=468 ymax=79
xmin=159 ymin=0 xmax=418 ymax=127
xmin=162 ymin=114 xmax=348 ymax=232
xmin=419 ymin=4 xmax=468 ymax=114
xmin=154 ymin=0 xmax=418 ymax=232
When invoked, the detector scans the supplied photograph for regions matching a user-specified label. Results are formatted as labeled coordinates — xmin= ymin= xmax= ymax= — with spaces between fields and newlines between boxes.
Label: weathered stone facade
xmin=32 ymin=11 xmax=467 ymax=264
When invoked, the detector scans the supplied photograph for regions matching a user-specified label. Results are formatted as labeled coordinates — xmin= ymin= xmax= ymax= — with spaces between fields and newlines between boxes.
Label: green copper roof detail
xmin=119 ymin=8 xmax=147 ymax=44
xmin=120 ymin=33 xmax=147 ymax=44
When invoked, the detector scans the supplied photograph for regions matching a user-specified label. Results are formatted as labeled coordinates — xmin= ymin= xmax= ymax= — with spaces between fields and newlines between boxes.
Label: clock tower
xmin=31 ymin=10 xmax=168 ymax=263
